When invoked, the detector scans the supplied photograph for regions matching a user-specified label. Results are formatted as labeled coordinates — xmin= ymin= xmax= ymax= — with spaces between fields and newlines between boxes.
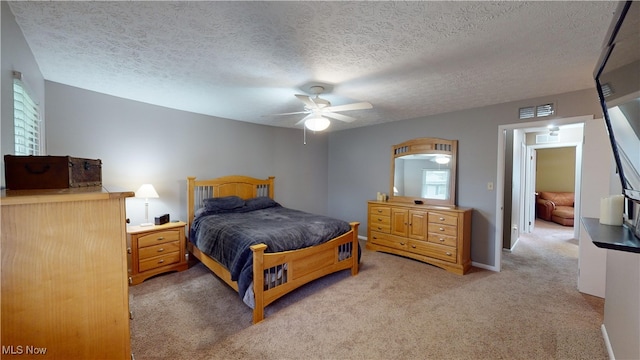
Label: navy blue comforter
xmin=190 ymin=197 xmax=352 ymax=301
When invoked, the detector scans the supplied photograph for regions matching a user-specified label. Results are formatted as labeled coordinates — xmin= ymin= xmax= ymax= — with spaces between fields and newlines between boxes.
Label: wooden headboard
xmin=187 ymin=175 xmax=275 ymax=230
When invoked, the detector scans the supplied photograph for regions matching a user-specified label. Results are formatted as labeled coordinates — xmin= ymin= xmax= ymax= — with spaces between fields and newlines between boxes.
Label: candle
xmin=599 ymin=195 xmax=624 ymax=226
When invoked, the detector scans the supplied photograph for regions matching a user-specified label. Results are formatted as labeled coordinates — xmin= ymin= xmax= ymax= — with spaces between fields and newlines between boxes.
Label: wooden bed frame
xmin=186 ymin=175 xmax=360 ymax=323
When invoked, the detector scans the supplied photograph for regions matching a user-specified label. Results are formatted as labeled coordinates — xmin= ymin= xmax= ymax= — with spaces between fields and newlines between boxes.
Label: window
xmin=422 ymin=169 xmax=449 ymax=199
xmin=13 ymin=71 xmax=41 ymax=155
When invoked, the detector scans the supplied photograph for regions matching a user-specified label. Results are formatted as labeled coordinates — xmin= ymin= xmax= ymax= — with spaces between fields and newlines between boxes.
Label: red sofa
xmin=536 ymin=191 xmax=574 ymax=226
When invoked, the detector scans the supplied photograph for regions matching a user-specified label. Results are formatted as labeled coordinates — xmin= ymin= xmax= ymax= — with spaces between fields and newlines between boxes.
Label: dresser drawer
xmin=427 ymin=233 xmax=457 ymax=247
xmin=369 ymin=231 xmax=407 ymax=251
xmin=408 ymin=240 xmax=457 ymax=263
xmin=369 ymin=219 xmax=391 ymax=233
xmin=428 ymin=223 xmax=457 ymax=237
xmin=370 ymin=214 xmax=391 ymax=226
xmin=139 ymin=252 xmax=181 ymax=272
xmin=138 ymin=229 xmax=180 ymax=248
xmin=369 ymin=206 xmax=391 ymax=217
xmin=138 ymin=241 xmax=181 ymax=260
xmin=428 ymin=212 xmax=458 ymax=226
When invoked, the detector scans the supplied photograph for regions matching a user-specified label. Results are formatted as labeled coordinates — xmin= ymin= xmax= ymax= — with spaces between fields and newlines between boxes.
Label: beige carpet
xmin=129 ymin=220 xmax=605 ymax=360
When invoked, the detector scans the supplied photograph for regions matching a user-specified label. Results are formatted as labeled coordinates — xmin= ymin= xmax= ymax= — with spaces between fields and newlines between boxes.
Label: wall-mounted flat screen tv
xmin=594 ymin=1 xmax=640 ymax=211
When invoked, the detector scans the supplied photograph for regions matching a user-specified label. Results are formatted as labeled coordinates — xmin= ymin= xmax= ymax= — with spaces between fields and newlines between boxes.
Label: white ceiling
xmin=8 ymin=1 xmax=618 ymax=132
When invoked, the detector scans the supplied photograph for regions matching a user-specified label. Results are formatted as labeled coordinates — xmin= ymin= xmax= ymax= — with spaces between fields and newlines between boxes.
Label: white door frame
xmin=495 ymin=115 xmax=592 ymax=271
xmin=525 ymin=141 xmax=583 ymax=239
xmin=523 ymin=145 xmax=536 ymax=234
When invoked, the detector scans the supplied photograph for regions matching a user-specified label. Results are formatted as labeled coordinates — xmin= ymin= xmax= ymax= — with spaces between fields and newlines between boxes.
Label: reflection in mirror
xmin=390 ymin=138 xmax=457 ymax=206
xmin=394 ymin=155 xmax=452 ymax=200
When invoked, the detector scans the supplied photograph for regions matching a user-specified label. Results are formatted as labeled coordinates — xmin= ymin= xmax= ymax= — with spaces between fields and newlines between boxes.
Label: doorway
xmin=494 ymin=115 xmax=592 ymax=271
xmin=521 ymin=142 xmax=581 ymax=240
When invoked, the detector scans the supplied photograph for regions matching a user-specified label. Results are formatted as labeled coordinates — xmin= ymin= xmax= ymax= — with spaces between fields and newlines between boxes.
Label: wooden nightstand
xmin=127 ymin=221 xmax=188 ymax=285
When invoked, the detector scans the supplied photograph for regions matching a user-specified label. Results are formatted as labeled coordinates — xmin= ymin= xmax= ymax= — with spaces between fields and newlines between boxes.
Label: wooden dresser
xmin=1 ymin=187 xmax=133 ymax=359
xmin=367 ymin=200 xmax=473 ymax=275
xmin=127 ymin=221 xmax=188 ymax=285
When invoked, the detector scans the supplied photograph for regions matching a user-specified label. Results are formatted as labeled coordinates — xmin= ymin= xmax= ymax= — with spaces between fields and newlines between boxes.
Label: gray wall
xmin=44 ymin=82 xmax=330 ymax=225
xmin=327 ymin=89 xmax=604 ymax=267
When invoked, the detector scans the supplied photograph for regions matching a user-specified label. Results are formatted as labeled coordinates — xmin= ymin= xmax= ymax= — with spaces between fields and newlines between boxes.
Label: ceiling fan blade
xmin=295 ymin=94 xmax=319 ymax=109
xmin=324 ymin=102 xmax=372 ymax=113
xmin=264 ymin=110 xmax=308 ymax=117
xmin=322 ymin=112 xmax=356 ymax=123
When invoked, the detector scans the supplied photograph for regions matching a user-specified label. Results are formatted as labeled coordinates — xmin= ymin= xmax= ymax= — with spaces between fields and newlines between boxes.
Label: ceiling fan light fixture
xmin=435 ymin=156 xmax=451 ymax=164
xmin=305 ymin=116 xmax=330 ymax=131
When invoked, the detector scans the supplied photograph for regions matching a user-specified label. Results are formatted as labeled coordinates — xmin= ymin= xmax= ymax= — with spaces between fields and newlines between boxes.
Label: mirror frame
xmin=390 ymin=137 xmax=457 ymax=206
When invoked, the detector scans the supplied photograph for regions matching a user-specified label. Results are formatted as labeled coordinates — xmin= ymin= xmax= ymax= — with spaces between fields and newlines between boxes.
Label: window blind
xmin=13 ymin=72 xmax=41 ymax=155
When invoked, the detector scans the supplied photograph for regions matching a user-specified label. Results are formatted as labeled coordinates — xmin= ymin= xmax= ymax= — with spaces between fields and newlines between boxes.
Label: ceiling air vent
xmin=519 ymin=103 xmax=555 ymax=119
xmin=601 ymin=83 xmax=614 ymax=98
xmin=536 ymin=103 xmax=554 ymax=117
xmin=536 ymin=134 xmax=559 ymax=144
xmin=519 ymin=106 xmax=535 ymax=119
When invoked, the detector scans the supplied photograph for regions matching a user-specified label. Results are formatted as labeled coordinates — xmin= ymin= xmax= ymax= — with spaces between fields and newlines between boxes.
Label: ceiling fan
xmin=271 ymin=86 xmax=373 ymax=131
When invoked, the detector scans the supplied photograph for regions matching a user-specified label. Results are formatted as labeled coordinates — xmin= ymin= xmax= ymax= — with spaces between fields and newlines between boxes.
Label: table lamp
xmin=135 ymin=183 xmax=159 ymax=226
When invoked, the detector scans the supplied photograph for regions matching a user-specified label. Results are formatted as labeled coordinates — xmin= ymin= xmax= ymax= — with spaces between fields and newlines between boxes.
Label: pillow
xmin=203 ymin=196 xmax=245 ymax=212
xmin=239 ymin=196 xmax=280 ymax=212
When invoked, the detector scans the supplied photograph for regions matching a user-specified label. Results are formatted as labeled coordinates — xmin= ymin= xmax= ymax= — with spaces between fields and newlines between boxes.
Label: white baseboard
xmin=471 ymin=261 xmax=498 ymax=272
xmin=601 ymin=324 xmax=615 ymax=360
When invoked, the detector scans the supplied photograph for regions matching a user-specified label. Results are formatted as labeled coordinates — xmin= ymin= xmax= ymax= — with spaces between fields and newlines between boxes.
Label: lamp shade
xmin=305 ymin=116 xmax=330 ymax=131
xmin=135 ymin=184 xmax=159 ymax=199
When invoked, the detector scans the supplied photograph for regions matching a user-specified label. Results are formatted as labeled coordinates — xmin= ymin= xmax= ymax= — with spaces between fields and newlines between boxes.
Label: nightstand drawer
xmin=138 ymin=229 xmax=180 ymax=248
xmin=127 ymin=221 xmax=188 ymax=285
xmin=139 ymin=252 xmax=181 ymax=272
xmin=138 ymin=241 xmax=181 ymax=260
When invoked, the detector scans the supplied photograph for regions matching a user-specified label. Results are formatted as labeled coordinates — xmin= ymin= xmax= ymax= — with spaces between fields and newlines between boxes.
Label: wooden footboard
xmin=251 ymin=222 xmax=359 ymax=323
xmin=187 ymin=222 xmax=359 ymax=323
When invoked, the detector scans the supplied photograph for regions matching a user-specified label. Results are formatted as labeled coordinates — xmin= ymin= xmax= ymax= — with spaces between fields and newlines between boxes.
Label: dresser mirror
xmin=390 ymin=137 xmax=457 ymax=206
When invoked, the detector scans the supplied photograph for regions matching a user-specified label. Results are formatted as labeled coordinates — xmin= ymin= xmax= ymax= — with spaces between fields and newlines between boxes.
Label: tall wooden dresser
xmin=1 ymin=188 xmax=133 ymax=359
xmin=367 ymin=200 xmax=473 ymax=275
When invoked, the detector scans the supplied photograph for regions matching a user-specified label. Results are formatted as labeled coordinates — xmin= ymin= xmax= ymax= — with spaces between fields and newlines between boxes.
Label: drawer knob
xmin=439 ymin=217 xmax=445 ymax=221
xmin=411 ymin=245 xmax=416 ymax=248
xmin=157 ymin=248 xmax=164 ymax=252
xmin=373 ymin=236 xmax=378 ymax=239
xmin=439 ymin=238 xmax=445 ymax=242
xmin=377 ymin=218 xmax=382 ymax=221
xmin=157 ymin=236 xmax=165 ymax=241
xmin=158 ymin=259 xmax=165 ymax=264
xmin=377 ymin=227 xmax=383 ymax=230
xmin=400 ymin=242 xmax=405 ymax=245
xmin=446 ymin=252 xmax=452 ymax=256
xmin=377 ymin=209 xmax=382 ymax=213
xmin=439 ymin=227 xmax=444 ymax=231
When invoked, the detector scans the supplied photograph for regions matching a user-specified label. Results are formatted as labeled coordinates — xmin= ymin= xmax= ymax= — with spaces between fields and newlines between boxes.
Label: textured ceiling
xmin=8 ymin=1 xmax=618 ymax=132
